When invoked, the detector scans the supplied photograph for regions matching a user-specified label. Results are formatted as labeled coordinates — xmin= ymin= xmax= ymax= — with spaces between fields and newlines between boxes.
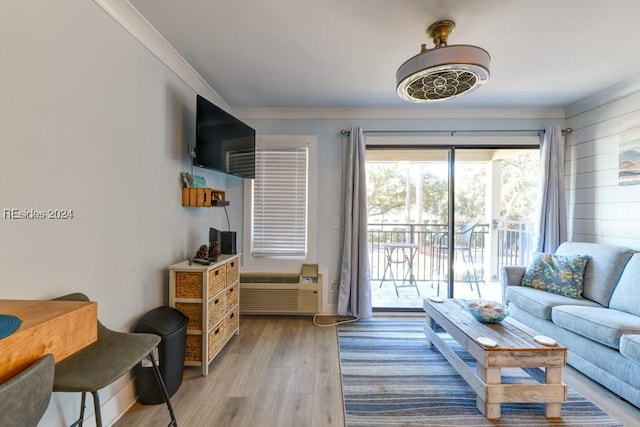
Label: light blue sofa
xmin=502 ymin=242 xmax=640 ymax=408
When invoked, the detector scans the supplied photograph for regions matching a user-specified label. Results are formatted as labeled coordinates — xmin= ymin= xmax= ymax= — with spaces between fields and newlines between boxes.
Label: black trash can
xmin=134 ymin=306 xmax=188 ymax=405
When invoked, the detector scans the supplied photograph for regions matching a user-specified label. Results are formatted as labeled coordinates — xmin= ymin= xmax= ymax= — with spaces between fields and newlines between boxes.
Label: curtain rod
xmin=339 ymin=128 xmax=573 ymax=136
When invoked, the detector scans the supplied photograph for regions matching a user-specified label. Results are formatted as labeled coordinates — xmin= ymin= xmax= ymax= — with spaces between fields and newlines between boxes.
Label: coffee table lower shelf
xmin=423 ymin=298 xmax=567 ymax=419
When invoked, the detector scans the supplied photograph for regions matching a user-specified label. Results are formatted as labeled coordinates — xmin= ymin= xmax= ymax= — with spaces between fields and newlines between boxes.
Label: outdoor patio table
xmin=380 ymin=243 xmax=420 ymax=296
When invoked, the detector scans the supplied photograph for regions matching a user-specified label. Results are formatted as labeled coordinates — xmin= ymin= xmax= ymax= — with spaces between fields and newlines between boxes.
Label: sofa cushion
xmin=551 ymin=305 xmax=640 ymax=349
xmin=620 ymin=335 xmax=640 ymax=364
xmin=609 ymin=253 xmax=640 ymax=317
xmin=555 ymin=242 xmax=635 ymax=306
xmin=506 ymin=286 xmax=599 ymax=320
xmin=521 ymin=252 xmax=589 ymax=298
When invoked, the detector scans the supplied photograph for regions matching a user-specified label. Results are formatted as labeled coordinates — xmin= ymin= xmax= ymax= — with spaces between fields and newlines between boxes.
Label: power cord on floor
xmin=312 ymin=313 xmax=359 ymax=327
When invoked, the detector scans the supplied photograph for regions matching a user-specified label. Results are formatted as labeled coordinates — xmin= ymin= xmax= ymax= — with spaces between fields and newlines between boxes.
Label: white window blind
xmin=251 ymin=146 xmax=308 ymax=257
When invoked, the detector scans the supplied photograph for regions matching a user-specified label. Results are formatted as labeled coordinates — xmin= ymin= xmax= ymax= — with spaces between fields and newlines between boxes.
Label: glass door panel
xmin=452 ymin=148 xmax=540 ymax=301
xmin=452 ymin=150 xmax=487 ymax=299
xmin=366 ymin=149 xmax=450 ymax=309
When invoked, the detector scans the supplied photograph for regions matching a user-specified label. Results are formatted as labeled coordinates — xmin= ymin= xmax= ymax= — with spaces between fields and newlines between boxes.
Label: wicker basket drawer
xmin=226 ymin=258 xmax=239 ymax=284
xmin=226 ymin=283 xmax=238 ymax=310
xmin=175 ymin=302 xmax=202 ymax=331
xmin=175 ymin=271 xmax=203 ymax=298
xmin=185 ymin=334 xmax=202 ymax=362
xmin=208 ymin=320 xmax=226 ymax=359
xmin=208 ymin=265 xmax=226 ymax=297
xmin=226 ymin=306 xmax=239 ymax=339
xmin=208 ymin=293 xmax=226 ymax=327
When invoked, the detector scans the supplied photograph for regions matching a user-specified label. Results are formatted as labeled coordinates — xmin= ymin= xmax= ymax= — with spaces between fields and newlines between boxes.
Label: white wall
xmin=0 ymin=1 xmax=240 ymax=425
xmin=565 ymin=78 xmax=640 ymax=248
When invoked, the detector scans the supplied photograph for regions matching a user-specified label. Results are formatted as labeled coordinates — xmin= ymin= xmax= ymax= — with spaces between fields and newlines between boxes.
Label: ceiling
xmin=129 ymin=0 xmax=640 ymax=109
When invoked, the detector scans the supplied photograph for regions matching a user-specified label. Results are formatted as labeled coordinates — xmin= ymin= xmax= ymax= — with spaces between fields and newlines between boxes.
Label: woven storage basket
xmin=226 ymin=259 xmax=239 ymax=284
xmin=226 ymin=283 xmax=238 ymax=310
xmin=208 ymin=321 xmax=226 ymax=358
xmin=185 ymin=334 xmax=202 ymax=362
xmin=207 ymin=265 xmax=226 ymax=297
xmin=175 ymin=302 xmax=202 ymax=330
xmin=226 ymin=306 xmax=239 ymax=340
xmin=208 ymin=294 xmax=226 ymax=327
xmin=175 ymin=272 xmax=203 ymax=298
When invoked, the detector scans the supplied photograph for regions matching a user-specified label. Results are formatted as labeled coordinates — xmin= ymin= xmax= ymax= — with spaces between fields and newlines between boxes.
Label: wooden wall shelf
xmin=182 ymin=188 xmax=227 ymax=207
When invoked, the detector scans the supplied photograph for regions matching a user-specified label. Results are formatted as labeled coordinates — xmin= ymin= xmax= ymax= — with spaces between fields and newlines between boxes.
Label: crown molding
xmin=565 ymin=76 xmax=640 ymax=118
xmin=94 ymin=0 xmax=228 ymax=110
xmin=231 ymin=106 xmax=565 ymax=120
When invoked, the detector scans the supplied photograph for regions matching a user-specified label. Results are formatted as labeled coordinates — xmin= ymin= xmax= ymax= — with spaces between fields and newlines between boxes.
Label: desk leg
xmin=477 ymin=364 xmax=501 ymax=419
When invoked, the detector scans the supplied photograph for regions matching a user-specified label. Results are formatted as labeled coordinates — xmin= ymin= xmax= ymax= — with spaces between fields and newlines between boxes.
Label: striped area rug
xmin=338 ymin=318 xmax=622 ymax=426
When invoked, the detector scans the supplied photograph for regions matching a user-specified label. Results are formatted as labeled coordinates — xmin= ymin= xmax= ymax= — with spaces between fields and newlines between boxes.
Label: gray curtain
xmin=536 ymin=124 xmax=567 ymax=252
xmin=337 ymin=126 xmax=372 ymax=319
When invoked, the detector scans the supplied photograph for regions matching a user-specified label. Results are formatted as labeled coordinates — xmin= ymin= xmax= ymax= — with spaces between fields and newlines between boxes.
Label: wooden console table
xmin=0 ymin=299 xmax=97 ymax=383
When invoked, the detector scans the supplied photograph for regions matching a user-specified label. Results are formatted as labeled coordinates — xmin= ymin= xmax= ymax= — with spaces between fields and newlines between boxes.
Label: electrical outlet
xmin=332 ymin=217 xmax=339 ymax=229
xmin=331 ymin=280 xmax=339 ymax=291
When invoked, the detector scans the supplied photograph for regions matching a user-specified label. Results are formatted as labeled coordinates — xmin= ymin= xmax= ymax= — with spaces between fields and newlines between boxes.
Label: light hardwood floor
xmin=116 ymin=315 xmax=640 ymax=427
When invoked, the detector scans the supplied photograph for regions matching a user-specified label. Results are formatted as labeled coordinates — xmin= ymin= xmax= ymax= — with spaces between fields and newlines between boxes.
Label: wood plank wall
xmin=565 ymin=89 xmax=640 ymax=248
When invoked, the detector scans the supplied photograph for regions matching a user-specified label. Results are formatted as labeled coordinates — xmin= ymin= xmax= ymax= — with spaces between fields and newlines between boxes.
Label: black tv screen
xmin=194 ymin=95 xmax=255 ymax=179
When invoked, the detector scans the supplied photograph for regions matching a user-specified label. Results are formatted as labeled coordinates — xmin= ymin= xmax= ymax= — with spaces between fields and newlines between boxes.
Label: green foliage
xmin=454 ymin=163 xmax=486 ymax=223
xmin=366 ymin=149 xmax=539 ymax=226
xmin=421 ymin=172 xmax=448 ymax=222
xmin=366 ymin=163 xmax=406 ymax=217
xmin=500 ymin=151 xmax=539 ymax=222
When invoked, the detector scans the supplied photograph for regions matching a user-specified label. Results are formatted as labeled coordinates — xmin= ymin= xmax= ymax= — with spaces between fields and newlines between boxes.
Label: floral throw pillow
xmin=520 ymin=253 xmax=590 ymax=299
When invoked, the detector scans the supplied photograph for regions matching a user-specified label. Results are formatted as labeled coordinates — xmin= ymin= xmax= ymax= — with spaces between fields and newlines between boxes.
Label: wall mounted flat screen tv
xmin=194 ymin=95 xmax=255 ymax=179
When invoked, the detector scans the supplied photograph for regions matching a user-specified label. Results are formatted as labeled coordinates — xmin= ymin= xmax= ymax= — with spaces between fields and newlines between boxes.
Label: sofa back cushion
xmin=609 ymin=253 xmax=640 ymax=316
xmin=555 ymin=242 xmax=635 ymax=306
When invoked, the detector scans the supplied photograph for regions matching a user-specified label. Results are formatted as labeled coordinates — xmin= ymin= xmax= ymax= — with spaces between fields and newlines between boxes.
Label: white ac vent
xmin=240 ymin=273 xmax=322 ymax=314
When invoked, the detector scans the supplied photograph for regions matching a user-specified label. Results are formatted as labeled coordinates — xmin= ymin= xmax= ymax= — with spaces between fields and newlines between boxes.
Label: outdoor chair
xmin=0 ymin=353 xmax=55 ymax=427
xmin=52 ymin=293 xmax=177 ymax=427
xmin=435 ymin=221 xmax=482 ymax=297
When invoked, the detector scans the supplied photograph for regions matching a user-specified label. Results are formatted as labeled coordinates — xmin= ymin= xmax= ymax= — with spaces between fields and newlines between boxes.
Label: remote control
xmin=193 ymin=258 xmax=211 ymax=265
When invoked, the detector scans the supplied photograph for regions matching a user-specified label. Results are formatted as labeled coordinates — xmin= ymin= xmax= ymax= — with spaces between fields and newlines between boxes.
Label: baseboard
xmin=100 ymin=376 xmax=137 ymax=426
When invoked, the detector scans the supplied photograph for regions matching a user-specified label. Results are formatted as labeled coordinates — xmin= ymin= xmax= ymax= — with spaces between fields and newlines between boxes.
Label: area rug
xmin=338 ymin=318 xmax=622 ymax=426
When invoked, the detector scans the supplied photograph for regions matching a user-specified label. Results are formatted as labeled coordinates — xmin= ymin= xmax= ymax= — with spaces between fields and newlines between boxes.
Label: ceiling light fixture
xmin=396 ymin=20 xmax=490 ymax=103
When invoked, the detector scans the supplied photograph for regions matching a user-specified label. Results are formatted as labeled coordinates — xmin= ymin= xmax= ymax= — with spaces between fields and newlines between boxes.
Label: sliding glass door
xmin=367 ymin=145 xmax=539 ymax=310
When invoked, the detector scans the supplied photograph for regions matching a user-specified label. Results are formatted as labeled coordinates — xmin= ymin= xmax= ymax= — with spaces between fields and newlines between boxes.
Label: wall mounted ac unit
xmin=239 ymin=273 xmax=322 ymax=314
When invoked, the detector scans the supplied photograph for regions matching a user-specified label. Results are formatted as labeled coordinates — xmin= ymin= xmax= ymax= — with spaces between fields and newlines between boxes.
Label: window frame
xmin=242 ymin=135 xmax=317 ymax=272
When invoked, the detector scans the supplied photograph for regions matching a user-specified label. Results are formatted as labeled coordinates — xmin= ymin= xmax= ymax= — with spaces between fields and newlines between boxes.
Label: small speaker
xmin=220 ymin=231 xmax=237 ymax=254
xmin=209 ymin=227 xmax=221 ymax=248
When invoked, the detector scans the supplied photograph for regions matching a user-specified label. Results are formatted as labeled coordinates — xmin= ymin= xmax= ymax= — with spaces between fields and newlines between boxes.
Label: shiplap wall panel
xmin=566 ymin=151 xmax=618 ymax=175
xmin=567 ymin=135 xmax=617 ymax=159
xmin=573 ymin=184 xmax=640 ymax=204
xmin=567 ymin=90 xmax=640 ymax=131
xmin=565 ymin=85 xmax=640 ymax=249
xmin=566 ymin=169 xmax=619 ymax=191
xmin=573 ymin=202 xmax=640 ymax=220
xmin=571 ymin=233 xmax=640 ymax=248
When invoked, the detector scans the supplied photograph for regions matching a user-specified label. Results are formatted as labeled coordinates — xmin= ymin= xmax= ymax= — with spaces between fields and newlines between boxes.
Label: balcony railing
xmin=367 ymin=221 xmax=534 ymax=283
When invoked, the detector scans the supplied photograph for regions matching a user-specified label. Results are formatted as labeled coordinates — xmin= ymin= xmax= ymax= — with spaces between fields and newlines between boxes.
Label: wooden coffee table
xmin=423 ymin=298 xmax=567 ymax=419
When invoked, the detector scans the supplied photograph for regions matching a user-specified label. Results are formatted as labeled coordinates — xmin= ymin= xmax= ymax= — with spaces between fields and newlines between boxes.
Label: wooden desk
xmin=0 ymin=299 xmax=97 ymax=383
